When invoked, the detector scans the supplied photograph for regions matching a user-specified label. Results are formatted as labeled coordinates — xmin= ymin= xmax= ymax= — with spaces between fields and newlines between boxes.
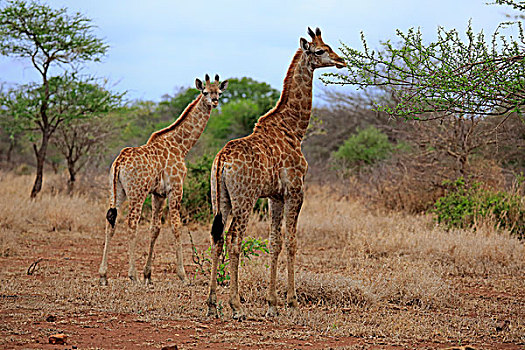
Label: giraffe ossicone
xmin=206 ymin=27 xmax=345 ymax=319
xmin=98 ymin=75 xmax=228 ymax=286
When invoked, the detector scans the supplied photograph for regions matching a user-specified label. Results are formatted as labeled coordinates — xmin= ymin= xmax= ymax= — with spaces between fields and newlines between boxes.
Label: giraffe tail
xmin=106 ymin=208 xmax=117 ymax=228
xmin=106 ymin=162 xmax=120 ymax=228
xmin=210 ymin=152 xmax=226 ymax=244
xmin=211 ymin=212 xmax=224 ymax=244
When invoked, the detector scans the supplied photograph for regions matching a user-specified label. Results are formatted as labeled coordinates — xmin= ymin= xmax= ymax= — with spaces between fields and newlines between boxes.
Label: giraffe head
xmin=195 ymin=74 xmax=228 ymax=108
xmin=300 ymin=27 xmax=345 ymax=69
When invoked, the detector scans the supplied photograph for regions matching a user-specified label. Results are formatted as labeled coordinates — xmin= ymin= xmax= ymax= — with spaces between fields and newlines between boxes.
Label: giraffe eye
xmin=315 ymin=49 xmax=325 ymax=56
xmin=203 ymin=91 xmax=209 ymax=96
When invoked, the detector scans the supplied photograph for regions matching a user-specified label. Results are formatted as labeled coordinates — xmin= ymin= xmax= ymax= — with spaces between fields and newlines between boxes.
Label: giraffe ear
xmin=219 ymin=80 xmax=228 ymax=91
xmin=195 ymin=78 xmax=204 ymax=91
xmin=300 ymin=37 xmax=310 ymax=52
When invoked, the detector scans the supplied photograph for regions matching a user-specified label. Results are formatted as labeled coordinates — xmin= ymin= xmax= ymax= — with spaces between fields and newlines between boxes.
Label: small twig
xmin=27 ymin=258 xmax=44 ymax=275
xmin=187 ymin=230 xmax=205 ymax=272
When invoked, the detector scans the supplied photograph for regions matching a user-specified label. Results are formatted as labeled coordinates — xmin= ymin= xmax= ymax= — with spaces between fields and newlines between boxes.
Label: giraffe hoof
xmin=99 ymin=276 xmax=108 ymax=286
xmin=206 ymin=307 xmax=218 ymax=318
xmin=232 ymin=310 xmax=246 ymax=321
xmin=265 ymin=306 xmax=279 ymax=318
xmin=287 ymin=297 xmax=298 ymax=309
xmin=178 ymin=274 xmax=190 ymax=285
xmin=143 ymin=271 xmax=153 ymax=285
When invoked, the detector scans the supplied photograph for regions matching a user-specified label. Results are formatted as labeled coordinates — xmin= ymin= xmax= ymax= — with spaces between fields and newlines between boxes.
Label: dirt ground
xmin=0 ymin=225 xmax=373 ymax=350
xmin=0 ymin=222 xmax=523 ymax=350
xmin=0 ymin=178 xmax=524 ymax=349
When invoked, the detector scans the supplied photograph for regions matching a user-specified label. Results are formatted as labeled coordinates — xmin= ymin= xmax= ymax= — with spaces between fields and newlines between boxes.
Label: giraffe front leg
xmin=168 ymin=189 xmax=189 ymax=284
xmin=99 ymin=221 xmax=116 ymax=286
xmin=284 ymin=190 xmax=303 ymax=309
xmin=143 ymin=194 xmax=165 ymax=285
xmin=266 ymin=198 xmax=284 ymax=317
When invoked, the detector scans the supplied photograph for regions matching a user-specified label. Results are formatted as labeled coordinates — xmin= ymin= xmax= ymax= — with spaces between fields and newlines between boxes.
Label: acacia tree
xmin=0 ymin=0 xmax=108 ymax=197
xmin=54 ymin=117 xmax=111 ymax=194
xmin=323 ymin=1 xmax=525 ymax=120
xmin=51 ymin=76 xmax=121 ymax=193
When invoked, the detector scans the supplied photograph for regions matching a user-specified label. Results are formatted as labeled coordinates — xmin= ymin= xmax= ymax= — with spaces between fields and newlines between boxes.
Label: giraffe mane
xmin=256 ymin=48 xmax=303 ymax=125
xmin=147 ymin=94 xmax=203 ymax=143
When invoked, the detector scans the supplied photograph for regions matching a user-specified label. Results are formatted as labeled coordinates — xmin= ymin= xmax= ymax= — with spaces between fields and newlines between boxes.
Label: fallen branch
xmin=27 ymin=258 xmax=44 ymax=275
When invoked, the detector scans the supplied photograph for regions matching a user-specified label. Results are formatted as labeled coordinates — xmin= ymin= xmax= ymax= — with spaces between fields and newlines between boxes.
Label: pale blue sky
xmin=0 ymin=0 xmax=518 ymax=102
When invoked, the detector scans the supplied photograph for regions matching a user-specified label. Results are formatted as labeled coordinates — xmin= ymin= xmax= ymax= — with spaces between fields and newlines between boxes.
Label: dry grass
xmin=299 ymin=186 xmax=524 ymax=277
xmin=0 ymin=172 xmax=524 ymax=349
xmin=0 ymin=172 xmax=106 ymax=237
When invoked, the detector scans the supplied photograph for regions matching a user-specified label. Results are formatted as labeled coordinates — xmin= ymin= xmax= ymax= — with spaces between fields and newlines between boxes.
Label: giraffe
xmin=206 ymin=27 xmax=345 ymax=319
xmin=98 ymin=74 xmax=228 ymax=286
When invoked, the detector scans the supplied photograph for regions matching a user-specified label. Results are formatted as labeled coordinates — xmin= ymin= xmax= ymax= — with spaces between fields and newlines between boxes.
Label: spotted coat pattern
xmin=206 ymin=28 xmax=345 ymax=319
xmin=98 ymin=75 xmax=228 ymax=285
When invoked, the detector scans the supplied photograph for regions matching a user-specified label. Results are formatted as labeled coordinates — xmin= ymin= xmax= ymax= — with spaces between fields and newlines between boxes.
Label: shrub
xmin=181 ymin=154 xmax=214 ymax=223
xmin=433 ymin=177 xmax=525 ymax=238
xmin=332 ymin=126 xmax=395 ymax=170
xmin=190 ymin=235 xmax=269 ymax=285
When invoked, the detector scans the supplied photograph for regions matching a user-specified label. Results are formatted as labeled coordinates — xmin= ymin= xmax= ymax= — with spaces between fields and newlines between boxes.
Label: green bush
xmin=181 ymin=154 xmax=214 ymax=223
xmin=433 ymin=177 xmax=524 ymax=238
xmin=332 ymin=125 xmax=394 ymax=169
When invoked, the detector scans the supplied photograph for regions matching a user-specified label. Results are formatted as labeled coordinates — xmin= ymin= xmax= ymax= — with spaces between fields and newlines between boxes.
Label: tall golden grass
xmin=1 ymin=171 xmax=524 ymax=347
xmin=0 ymin=172 xmax=106 ymax=235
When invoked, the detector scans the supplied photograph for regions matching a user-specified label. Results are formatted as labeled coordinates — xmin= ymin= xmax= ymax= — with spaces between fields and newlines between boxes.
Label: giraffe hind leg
xmin=98 ymin=183 xmax=125 ymax=286
xmin=99 ymin=221 xmax=116 ymax=286
xmin=266 ymin=198 xmax=284 ymax=317
xmin=143 ymin=194 xmax=165 ymax=285
xmin=284 ymin=190 xmax=303 ymax=309
xmin=227 ymin=210 xmax=251 ymax=320
xmin=168 ymin=188 xmax=189 ymax=284
xmin=207 ymin=205 xmax=231 ymax=317
xmin=206 ymin=233 xmax=224 ymax=318
xmin=126 ymin=194 xmax=146 ymax=283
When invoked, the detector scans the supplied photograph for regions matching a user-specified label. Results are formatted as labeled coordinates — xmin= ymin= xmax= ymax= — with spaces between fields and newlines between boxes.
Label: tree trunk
xmin=67 ymin=161 xmax=76 ymax=195
xmin=30 ymin=133 xmax=49 ymax=198
xmin=457 ymin=154 xmax=468 ymax=177
xmin=6 ymin=138 xmax=15 ymax=163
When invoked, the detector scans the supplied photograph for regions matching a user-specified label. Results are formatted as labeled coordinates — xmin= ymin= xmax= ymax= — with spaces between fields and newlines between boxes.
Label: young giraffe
xmin=99 ymin=74 xmax=228 ymax=286
xmin=207 ymin=28 xmax=345 ymax=319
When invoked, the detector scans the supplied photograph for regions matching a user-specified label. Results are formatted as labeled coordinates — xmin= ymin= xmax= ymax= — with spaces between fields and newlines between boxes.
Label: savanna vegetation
xmin=0 ymin=0 xmax=523 ymax=349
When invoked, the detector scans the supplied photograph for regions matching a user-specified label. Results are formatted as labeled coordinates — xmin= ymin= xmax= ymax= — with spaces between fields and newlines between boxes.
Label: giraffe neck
xmin=147 ymin=95 xmax=211 ymax=155
xmin=257 ymin=49 xmax=314 ymax=140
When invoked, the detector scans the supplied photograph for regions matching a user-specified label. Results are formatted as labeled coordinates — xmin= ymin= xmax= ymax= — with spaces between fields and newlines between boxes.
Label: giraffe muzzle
xmin=334 ymin=59 xmax=346 ymax=69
